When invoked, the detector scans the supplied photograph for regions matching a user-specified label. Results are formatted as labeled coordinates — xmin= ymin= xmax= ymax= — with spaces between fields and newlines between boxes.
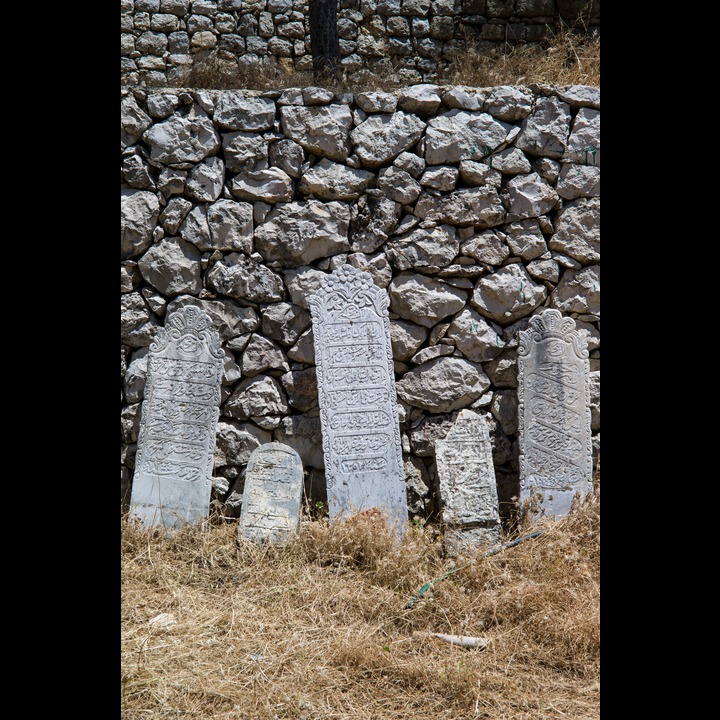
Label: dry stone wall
xmin=120 ymin=0 xmax=600 ymax=87
xmin=121 ymin=81 xmax=600 ymax=526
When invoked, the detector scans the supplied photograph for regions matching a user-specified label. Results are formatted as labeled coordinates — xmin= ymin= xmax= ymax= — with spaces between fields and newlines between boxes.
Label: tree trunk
xmin=308 ymin=0 xmax=340 ymax=83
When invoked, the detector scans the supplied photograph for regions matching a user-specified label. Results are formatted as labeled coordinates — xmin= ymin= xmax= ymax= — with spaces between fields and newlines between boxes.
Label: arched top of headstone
xmin=150 ymin=305 xmax=224 ymax=360
xmin=308 ymin=264 xmax=388 ymax=321
xmin=443 ymin=409 xmax=491 ymax=442
xmin=517 ymin=309 xmax=588 ymax=359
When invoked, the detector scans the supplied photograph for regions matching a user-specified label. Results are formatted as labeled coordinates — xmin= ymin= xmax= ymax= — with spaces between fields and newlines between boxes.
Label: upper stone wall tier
xmin=121 ymin=82 xmax=600 ymax=525
xmin=121 ymin=0 xmax=600 ymax=87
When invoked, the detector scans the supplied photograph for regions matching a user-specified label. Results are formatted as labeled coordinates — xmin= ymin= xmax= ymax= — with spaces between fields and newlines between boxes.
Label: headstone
xmin=238 ymin=442 xmax=304 ymax=544
xmin=308 ymin=264 xmax=407 ymax=534
xmin=517 ymin=308 xmax=593 ymax=520
xmin=130 ymin=306 xmax=224 ymax=528
xmin=435 ymin=409 xmax=501 ymax=555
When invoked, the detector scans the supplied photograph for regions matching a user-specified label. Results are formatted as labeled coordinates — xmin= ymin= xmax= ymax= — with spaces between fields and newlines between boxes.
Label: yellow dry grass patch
xmin=121 ymin=493 xmax=599 ymax=719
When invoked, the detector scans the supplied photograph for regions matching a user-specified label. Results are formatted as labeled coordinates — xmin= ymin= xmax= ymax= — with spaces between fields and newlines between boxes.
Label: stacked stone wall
xmin=121 ymin=0 xmax=600 ymax=87
xmin=121 ymin=82 xmax=600 ymax=525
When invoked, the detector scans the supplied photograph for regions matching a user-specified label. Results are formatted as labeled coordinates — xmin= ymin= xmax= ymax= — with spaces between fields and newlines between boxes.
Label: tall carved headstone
xmin=238 ymin=442 xmax=304 ymax=544
xmin=308 ymin=264 xmax=407 ymax=534
xmin=130 ymin=306 xmax=224 ymax=528
xmin=517 ymin=309 xmax=593 ymax=520
xmin=435 ymin=409 xmax=501 ymax=555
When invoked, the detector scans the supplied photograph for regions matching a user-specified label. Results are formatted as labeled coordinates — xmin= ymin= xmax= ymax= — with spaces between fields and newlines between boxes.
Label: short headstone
xmin=238 ymin=442 xmax=304 ymax=544
xmin=130 ymin=306 xmax=224 ymax=528
xmin=435 ymin=409 xmax=501 ymax=555
xmin=308 ymin=264 xmax=407 ymax=534
xmin=517 ymin=308 xmax=593 ymax=520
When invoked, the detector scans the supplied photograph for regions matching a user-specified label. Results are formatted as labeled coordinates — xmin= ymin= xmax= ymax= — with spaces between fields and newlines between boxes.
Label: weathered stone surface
xmin=347 ymin=251 xmax=393 ymax=288
xmin=121 ymin=189 xmax=160 ymax=259
xmin=261 ymin=301 xmax=312 ymax=346
xmin=238 ymin=442 xmax=304 ymax=544
xmin=459 ymin=228 xmax=510 ymax=265
xmin=548 ymin=196 xmax=600 ymax=264
xmin=396 ymin=356 xmax=490 ymax=413
xmin=213 ymin=93 xmax=276 ymax=131
xmin=484 ymin=85 xmax=534 ymax=122
xmin=385 ymin=223 xmax=459 ymax=270
xmin=504 ymin=219 xmax=548 ymax=261
xmin=435 ymin=409 xmax=501 ymax=554
xmin=255 ymin=200 xmax=351 ymax=267
xmin=390 ymin=319 xmax=428 ymax=361
xmin=503 ymin=172 xmax=560 ymax=221
xmin=376 ymin=166 xmax=422 ymax=204
xmin=350 ymin=195 xmax=401 ymax=253
xmin=206 ymin=252 xmax=285 ymax=303
xmin=230 ymin=167 xmax=294 ymax=203
xmin=396 ymin=83 xmax=442 ymax=115
xmin=223 ymin=374 xmax=290 ymax=420
xmin=274 ymin=414 xmax=324 ymax=469
xmin=269 ymin=138 xmax=305 ymax=178
xmin=122 ymin=93 xmax=153 ymax=148
xmin=121 ymin=291 xmax=160 ymax=348
xmin=184 ymin=156 xmax=225 ymax=201
xmin=514 ymin=96 xmax=572 ymax=159
xmin=445 ymin=307 xmax=506 ymax=362
xmin=388 ymin=272 xmax=468 ymax=327
xmin=556 ymin=163 xmax=600 ymax=200
xmin=282 ymin=265 xmax=327 ymax=309
xmin=424 ymin=110 xmax=511 ymax=165
xmin=214 ymin=419 xmax=267 ymax=467
xmin=562 ymin=107 xmax=600 ymax=166
xmin=130 ymin=306 xmax=224 ymax=527
xmin=142 ymin=105 xmax=220 ymax=165
xmin=350 ymin=112 xmax=427 ymax=168
xmin=309 ymin=264 xmax=407 ymax=532
xmin=221 ymin=131 xmax=269 ymax=173
xmin=241 ymin=334 xmax=290 ymax=376
xmin=414 ymin=186 xmax=506 ymax=227
xmin=517 ymin=308 xmax=593 ymax=520
xmin=138 ymin=237 xmax=204 ymax=296
xmin=280 ymin=367 xmax=318 ymax=412
xmin=470 ymin=263 xmax=548 ymax=324
xmin=298 ymin=158 xmax=374 ymax=200
xmin=550 ymin=265 xmax=600 ymax=316
xmin=280 ymin=104 xmax=353 ymax=160
xmin=419 ymin=165 xmax=458 ymax=191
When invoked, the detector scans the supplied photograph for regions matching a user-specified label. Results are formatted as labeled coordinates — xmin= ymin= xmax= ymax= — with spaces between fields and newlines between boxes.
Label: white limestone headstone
xmin=517 ymin=308 xmax=593 ymax=520
xmin=308 ymin=264 xmax=407 ymax=534
xmin=130 ymin=306 xmax=224 ymax=528
xmin=435 ymin=409 xmax=501 ymax=555
xmin=238 ymin=442 xmax=304 ymax=544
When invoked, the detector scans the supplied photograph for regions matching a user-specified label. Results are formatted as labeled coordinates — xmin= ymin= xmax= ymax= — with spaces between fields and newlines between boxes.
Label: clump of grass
xmin=448 ymin=27 xmax=600 ymax=88
xmin=170 ymin=26 xmax=599 ymax=93
xmin=121 ymin=491 xmax=600 ymax=719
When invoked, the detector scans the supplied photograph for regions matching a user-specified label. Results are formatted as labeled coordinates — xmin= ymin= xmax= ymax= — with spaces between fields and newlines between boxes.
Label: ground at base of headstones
xmin=122 ymin=492 xmax=599 ymax=720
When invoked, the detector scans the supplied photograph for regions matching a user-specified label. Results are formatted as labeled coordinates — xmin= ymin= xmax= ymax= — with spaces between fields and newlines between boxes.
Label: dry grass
xmin=121 ymin=491 xmax=599 ymax=719
xmin=177 ymin=27 xmax=599 ymax=92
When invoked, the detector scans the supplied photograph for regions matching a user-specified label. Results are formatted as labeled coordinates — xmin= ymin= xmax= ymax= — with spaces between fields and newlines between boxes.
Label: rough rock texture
xmin=121 ymin=84 xmax=600 ymax=528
